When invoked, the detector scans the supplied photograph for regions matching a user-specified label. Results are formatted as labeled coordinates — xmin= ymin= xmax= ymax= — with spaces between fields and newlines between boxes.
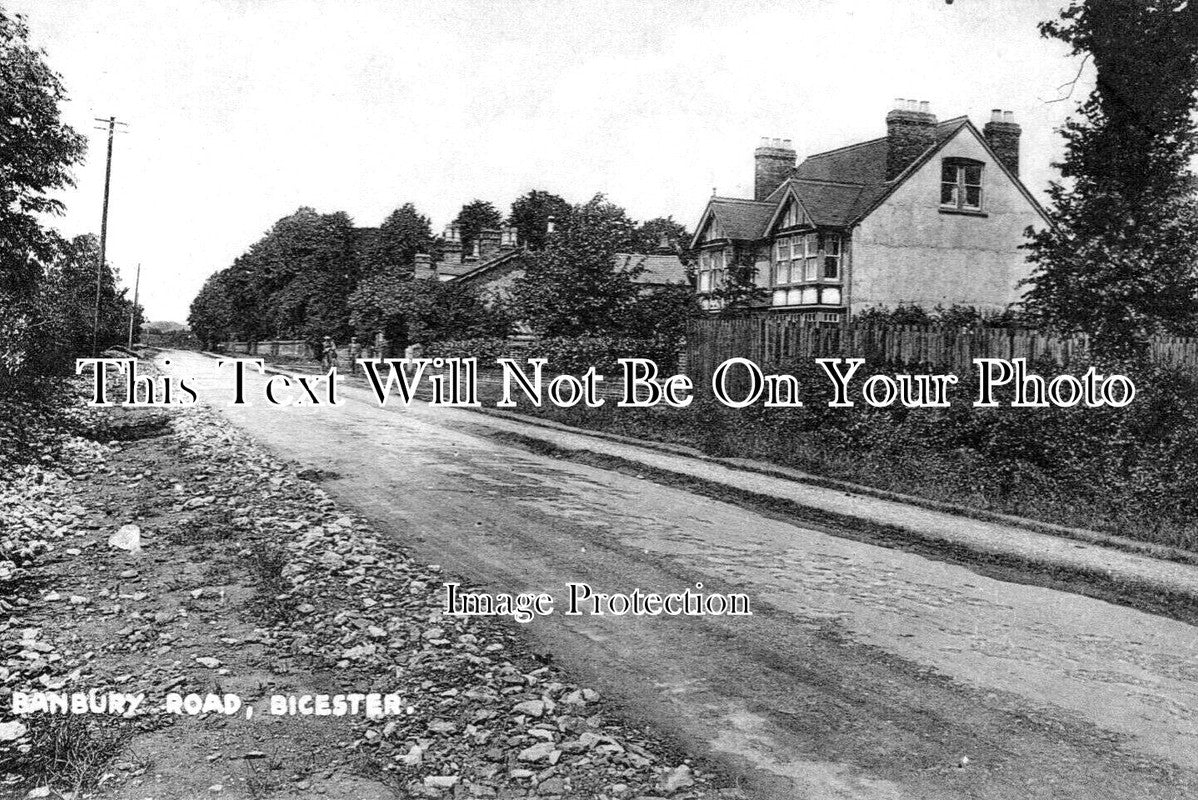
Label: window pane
xmin=805 ymin=233 xmax=819 ymax=255
xmin=941 ymin=183 xmax=958 ymax=205
xmin=965 ymin=186 xmax=981 ymax=207
xmin=805 ymin=257 xmax=818 ymax=282
xmin=964 ymin=165 xmax=982 ymax=186
xmin=825 ymin=235 xmax=840 ymax=256
xmin=824 ymin=256 xmax=839 ymax=279
xmin=942 ymin=163 xmax=957 ymax=182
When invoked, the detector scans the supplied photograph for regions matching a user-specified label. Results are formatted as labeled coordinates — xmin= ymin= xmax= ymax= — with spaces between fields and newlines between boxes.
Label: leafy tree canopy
xmin=1022 ymin=0 xmax=1198 ymax=358
xmin=508 ymin=190 xmax=572 ymax=251
xmin=509 ymin=195 xmax=658 ymax=338
xmin=362 ymin=202 xmax=436 ymax=276
xmin=0 ymin=9 xmax=86 ymax=297
xmin=347 ymin=267 xmax=511 ymax=348
xmin=632 ymin=216 xmax=690 ymax=254
xmin=453 ymin=199 xmax=504 ymax=254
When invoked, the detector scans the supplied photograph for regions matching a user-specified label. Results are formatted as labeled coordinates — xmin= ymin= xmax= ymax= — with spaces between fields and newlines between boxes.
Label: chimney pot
xmin=991 ymin=108 xmax=1002 ymax=122
xmin=1003 ymin=110 xmax=1015 ymax=123
xmin=895 ymin=97 xmax=906 ymax=109
xmin=919 ymin=100 xmax=930 ymax=113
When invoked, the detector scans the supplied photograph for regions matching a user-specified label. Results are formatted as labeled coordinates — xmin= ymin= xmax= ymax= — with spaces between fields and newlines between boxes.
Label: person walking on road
xmin=348 ymin=336 xmax=362 ymax=365
xmin=321 ymin=336 xmax=339 ymax=371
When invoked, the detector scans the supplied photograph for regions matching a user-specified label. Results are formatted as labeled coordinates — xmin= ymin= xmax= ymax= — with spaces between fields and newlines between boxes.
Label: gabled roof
xmin=447 ymin=248 xmax=523 ymax=283
xmin=447 ymin=249 xmax=685 ymax=289
xmin=695 ymin=115 xmax=1049 ymax=243
xmin=764 ymin=179 xmax=882 ymax=230
xmin=691 ymin=197 xmax=775 ymax=247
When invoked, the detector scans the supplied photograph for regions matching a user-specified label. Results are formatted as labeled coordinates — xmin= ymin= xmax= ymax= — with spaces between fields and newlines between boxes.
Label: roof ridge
xmin=936 ymin=115 xmax=970 ymax=127
xmin=788 ymin=176 xmax=868 ymax=188
xmin=711 ymin=196 xmax=772 ymax=205
xmin=802 ymin=135 xmax=888 ymax=161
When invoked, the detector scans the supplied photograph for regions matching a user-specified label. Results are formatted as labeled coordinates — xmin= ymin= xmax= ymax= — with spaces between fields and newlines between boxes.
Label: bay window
xmin=698 ymin=248 xmax=726 ymax=293
xmin=771 ymin=232 xmax=843 ymax=287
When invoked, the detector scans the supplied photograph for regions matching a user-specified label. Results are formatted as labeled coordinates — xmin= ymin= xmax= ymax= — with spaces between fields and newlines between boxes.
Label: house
xmin=690 ymin=100 xmax=1050 ymax=319
xmin=426 ymin=230 xmax=688 ymax=304
xmin=416 ymin=223 xmax=523 ymax=281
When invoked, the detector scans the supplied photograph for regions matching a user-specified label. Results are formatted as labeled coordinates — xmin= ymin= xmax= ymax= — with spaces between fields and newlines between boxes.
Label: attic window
xmin=781 ymin=201 xmax=802 ymax=229
xmin=940 ymin=158 xmax=983 ymax=210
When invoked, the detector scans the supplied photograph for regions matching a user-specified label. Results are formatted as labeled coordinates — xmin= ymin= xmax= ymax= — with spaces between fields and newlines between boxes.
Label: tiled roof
xmin=450 ymin=249 xmax=522 ymax=282
xmin=794 ymin=117 xmax=968 ymax=188
xmin=706 ymin=198 xmax=775 ymax=240
xmin=614 ymin=253 xmax=688 ymax=285
xmin=783 ymin=180 xmax=880 ymax=228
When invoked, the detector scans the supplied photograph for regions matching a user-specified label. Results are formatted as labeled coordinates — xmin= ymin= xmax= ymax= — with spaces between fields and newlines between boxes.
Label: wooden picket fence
xmin=684 ymin=315 xmax=1198 ymax=386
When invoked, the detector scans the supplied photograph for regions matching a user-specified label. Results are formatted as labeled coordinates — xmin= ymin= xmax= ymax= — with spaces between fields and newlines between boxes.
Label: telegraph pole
xmin=127 ymin=263 xmax=141 ymax=349
xmin=92 ymin=115 xmax=127 ymax=356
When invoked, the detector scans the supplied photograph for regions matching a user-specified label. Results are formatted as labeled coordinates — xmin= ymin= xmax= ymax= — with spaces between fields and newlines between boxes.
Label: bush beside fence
xmin=684 ymin=316 xmax=1198 ymax=387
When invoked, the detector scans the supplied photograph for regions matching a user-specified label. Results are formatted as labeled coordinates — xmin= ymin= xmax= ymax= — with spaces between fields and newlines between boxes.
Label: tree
xmin=188 ymin=271 xmax=235 ymax=349
xmin=26 ymin=234 xmax=137 ymax=374
xmin=347 ymin=266 xmax=511 ymax=347
xmin=0 ymin=10 xmax=86 ymax=298
xmin=632 ymin=216 xmax=690 ymax=254
xmin=362 ymin=202 xmax=436 ymax=276
xmin=1022 ymin=0 xmax=1198 ymax=358
xmin=453 ymin=199 xmax=503 ymax=255
xmin=508 ymin=195 xmax=645 ymax=337
xmin=0 ymin=9 xmax=86 ymax=383
xmin=508 ymin=190 xmax=571 ymax=250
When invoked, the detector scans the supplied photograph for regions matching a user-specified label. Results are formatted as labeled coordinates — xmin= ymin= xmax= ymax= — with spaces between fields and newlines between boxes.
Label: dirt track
xmin=160 ymin=350 xmax=1198 ymax=800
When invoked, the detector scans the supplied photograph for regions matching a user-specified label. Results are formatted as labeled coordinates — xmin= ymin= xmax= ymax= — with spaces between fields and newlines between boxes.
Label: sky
xmin=11 ymin=0 xmax=1092 ymax=323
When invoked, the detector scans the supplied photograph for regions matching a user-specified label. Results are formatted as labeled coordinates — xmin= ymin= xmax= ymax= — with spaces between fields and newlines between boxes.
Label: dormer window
xmin=940 ymin=158 xmax=983 ymax=211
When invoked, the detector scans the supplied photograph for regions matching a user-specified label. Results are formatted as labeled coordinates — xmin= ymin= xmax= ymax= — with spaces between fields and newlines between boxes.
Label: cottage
xmin=691 ymin=100 xmax=1050 ymax=318
xmin=439 ymin=243 xmax=688 ymax=304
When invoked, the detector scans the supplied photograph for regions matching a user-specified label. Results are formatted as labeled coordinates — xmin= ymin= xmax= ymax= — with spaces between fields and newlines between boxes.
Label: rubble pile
xmin=2 ymin=379 xmax=741 ymax=798
xmin=168 ymin=407 xmax=736 ymax=799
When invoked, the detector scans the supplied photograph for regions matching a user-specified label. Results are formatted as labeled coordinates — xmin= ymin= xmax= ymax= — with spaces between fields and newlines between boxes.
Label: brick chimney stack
xmin=413 ymin=253 xmax=435 ymax=280
xmin=886 ymin=98 xmax=937 ymax=180
xmin=478 ymin=228 xmax=503 ymax=261
xmin=983 ymin=109 xmax=1021 ymax=176
xmin=754 ymin=137 xmax=796 ymax=201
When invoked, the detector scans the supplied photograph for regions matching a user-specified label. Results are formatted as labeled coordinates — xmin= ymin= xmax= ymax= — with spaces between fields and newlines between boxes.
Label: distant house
xmin=427 ymin=232 xmax=689 ymax=305
xmin=691 ymin=100 xmax=1050 ymax=319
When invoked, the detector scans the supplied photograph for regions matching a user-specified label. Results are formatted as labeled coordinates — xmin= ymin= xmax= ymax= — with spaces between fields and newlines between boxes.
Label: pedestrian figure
xmin=404 ymin=342 xmax=424 ymax=361
xmin=374 ymin=330 xmax=385 ymax=361
xmin=321 ymin=335 xmax=339 ymax=371
xmin=348 ymin=336 xmax=362 ymax=365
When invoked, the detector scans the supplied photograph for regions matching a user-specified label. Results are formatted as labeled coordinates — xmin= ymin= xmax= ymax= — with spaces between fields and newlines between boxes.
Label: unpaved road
xmin=159 ymin=351 xmax=1198 ymax=799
